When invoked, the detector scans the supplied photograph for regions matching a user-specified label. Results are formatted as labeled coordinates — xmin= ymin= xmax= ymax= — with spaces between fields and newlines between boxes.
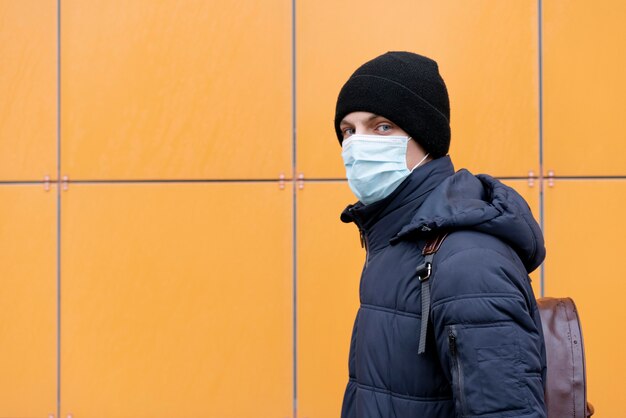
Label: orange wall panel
xmin=61 ymin=0 xmax=292 ymax=180
xmin=61 ymin=183 xmax=292 ymax=417
xmin=544 ymin=180 xmax=626 ymax=417
xmin=297 ymin=0 xmax=539 ymax=179
xmin=543 ymin=0 xmax=626 ymax=176
xmin=0 ymin=184 xmax=57 ymax=416
xmin=297 ymin=181 xmax=363 ymax=418
xmin=0 ymin=1 xmax=56 ymax=180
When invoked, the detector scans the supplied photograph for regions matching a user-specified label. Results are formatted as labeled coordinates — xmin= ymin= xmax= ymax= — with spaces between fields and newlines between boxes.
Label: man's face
xmin=339 ymin=111 xmax=430 ymax=169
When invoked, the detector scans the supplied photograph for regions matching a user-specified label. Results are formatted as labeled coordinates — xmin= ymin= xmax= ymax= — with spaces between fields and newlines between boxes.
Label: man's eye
xmin=342 ymin=128 xmax=355 ymax=138
xmin=376 ymin=124 xmax=393 ymax=133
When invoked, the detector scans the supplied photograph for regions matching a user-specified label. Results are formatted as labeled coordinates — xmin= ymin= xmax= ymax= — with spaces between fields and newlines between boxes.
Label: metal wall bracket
xmin=44 ymin=175 xmax=51 ymax=192
xmin=528 ymin=170 xmax=535 ymax=187
xmin=278 ymin=173 xmax=286 ymax=190
xmin=547 ymin=170 xmax=555 ymax=187
xmin=297 ymin=173 xmax=305 ymax=190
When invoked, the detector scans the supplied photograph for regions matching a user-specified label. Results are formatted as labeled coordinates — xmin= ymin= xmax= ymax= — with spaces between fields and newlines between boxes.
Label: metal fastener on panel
xmin=297 ymin=173 xmax=305 ymax=190
xmin=528 ymin=171 xmax=535 ymax=187
xmin=278 ymin=173 xmax=286 ymax=190
xmin=62 ymin=175 xmax=69 ymax=191
xmin=547 ymin=170 xmax=555 ymax=187
xmin=44 ymin=175 xmax=51 ymax=192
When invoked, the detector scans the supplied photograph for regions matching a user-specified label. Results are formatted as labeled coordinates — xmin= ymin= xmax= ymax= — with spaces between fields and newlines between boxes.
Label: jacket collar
xmin=341 ymin=156 xmax=455 ymax=254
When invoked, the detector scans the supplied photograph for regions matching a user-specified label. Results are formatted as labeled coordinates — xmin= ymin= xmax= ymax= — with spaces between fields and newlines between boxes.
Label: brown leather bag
xmin=537 ymin=297 xmax=594 ymax=417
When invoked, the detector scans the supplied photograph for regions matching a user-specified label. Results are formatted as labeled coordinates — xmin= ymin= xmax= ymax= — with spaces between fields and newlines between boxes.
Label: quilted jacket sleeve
xmin=430 ymin=240 xmax=546 ymax=418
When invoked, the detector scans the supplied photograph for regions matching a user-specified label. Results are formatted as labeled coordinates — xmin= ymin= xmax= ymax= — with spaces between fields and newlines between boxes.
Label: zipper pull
xmin=359 ymin=230 xmax=365 ymax=248
xmin=448 ymin=331 xmax=457 ymax=356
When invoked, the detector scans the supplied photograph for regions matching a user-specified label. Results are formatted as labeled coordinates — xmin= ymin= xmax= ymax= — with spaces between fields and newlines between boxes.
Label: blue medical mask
xmin=341 ymin=134 xmax=429 ymax=205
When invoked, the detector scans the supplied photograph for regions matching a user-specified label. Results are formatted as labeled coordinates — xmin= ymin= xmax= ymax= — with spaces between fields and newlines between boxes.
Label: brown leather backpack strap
xmin=417 ymin=232 xmax=449 ymax=354
xmin=422 ymin=232 xmax=449 ymax=256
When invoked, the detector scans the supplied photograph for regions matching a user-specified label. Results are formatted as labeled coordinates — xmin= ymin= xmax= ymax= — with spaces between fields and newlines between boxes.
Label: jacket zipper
xmin=448 ymin=326 xmax=469 ymax=416
xmin=350 ymin=207 xmax=369 ymax=267
xmin=359 ymin=229 xmax=370 ymax=266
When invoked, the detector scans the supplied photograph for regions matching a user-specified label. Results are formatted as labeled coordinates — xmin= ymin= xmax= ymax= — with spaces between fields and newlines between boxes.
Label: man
xmin=335 ymin=51 xmax=547 ymax=417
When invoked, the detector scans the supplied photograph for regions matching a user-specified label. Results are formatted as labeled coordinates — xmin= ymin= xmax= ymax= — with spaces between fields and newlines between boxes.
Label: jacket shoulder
xmin=435 ymin=230 xmax=526 ymax=274
xmin=430 ymin=230 xmax=532 ymax=302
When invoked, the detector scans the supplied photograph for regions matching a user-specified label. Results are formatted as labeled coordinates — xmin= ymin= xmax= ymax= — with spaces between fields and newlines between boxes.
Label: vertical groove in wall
xmin=292 ymin=180 xmax=298 ymax=418
xmin=538 ymin=0 xmax=545 ymax=297
xmin=56 ymin=0 xmax=62 ymax=416
xmin=291 ymin=0 xmax=298 ymax=416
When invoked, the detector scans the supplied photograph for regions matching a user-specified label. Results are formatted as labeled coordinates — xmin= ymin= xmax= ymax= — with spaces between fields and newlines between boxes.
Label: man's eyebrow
xmin=340 ymin=114 xmax=383 ymax=126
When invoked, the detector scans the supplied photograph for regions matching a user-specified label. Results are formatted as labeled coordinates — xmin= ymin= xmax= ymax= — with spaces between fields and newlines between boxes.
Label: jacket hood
xmin=393 ymin=169 xmax=545 ymax=273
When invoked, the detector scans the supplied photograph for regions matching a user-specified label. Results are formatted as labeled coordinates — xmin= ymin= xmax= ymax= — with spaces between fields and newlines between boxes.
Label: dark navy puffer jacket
xmin=340 ymin=156 xmax=547 ymax=418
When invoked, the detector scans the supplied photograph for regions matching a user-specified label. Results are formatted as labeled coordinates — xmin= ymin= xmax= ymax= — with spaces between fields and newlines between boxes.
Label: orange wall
xmin=1 ymin=1 xmax=624 ymax=417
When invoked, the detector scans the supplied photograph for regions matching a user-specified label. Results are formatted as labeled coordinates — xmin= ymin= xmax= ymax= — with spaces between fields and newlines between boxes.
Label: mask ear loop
xmin=407 ymin=138 xmax=430 ymax=172
xmin=410 ymin=153 xmax=430 ymax=172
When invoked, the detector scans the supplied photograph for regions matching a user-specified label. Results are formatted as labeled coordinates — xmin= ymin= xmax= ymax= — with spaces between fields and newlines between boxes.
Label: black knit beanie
xmin=334 ymin=51 xmax=451 ymax=158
